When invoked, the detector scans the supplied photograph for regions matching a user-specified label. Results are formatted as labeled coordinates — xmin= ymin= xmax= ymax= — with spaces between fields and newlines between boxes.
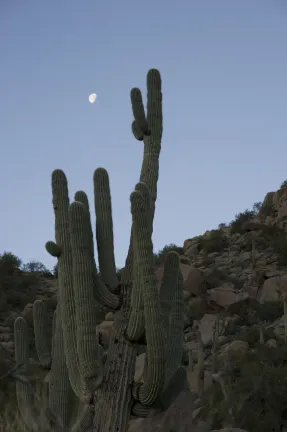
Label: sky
xmin=0 ymin=1 xmax=286 ymax=271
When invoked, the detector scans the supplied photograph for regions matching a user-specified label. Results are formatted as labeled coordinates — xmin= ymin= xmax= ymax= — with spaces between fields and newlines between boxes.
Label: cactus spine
xmin=14 ymin=69 xmax=185 ymax=432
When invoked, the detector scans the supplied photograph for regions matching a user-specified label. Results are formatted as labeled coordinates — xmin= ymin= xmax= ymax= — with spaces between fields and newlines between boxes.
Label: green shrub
xmin=280 ymin=179 xmax=287 ymax=189
xmin=0 ymin=251 xmax=22 ymax=272
xmin=218 ymin=222 xmax=227 ymax=229
xmin=231 ymin=328 xmax=260 ymax=346
xmin=259 ymin=200 xmax=275 ymax=217
xmin=230 ymin=210 xmax=255 ymax=234
xmin=204 ymin=345 xmax=287 ymax=431
xmin=252 ymin=201 xmax=262 ymax=212
xmin=22 ymin=260 xmax=48 ymax=273
xmin=154 ymin=244 xmax=184 ymax=266
xmin=198 ymin=230 xmax=229 ymax=254
xmin=251 ymin=299 xmax=283 ymax=322
xmin=259 ymin=225 xmax=287 ymax=267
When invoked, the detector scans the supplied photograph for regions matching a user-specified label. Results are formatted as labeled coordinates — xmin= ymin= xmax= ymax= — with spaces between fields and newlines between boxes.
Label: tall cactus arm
xmin=127 ymin=182 xmax=152 ymax=342
xmin=68 ymin=200 xmax=104 ymax=389
xmin=45 ymin=169 xmax=93 ymax=403
xmin=74 ymin=187 xmax=120 ymax=309
xmin=14 ymin=317 xmax=47 ymax=431
xmin=74 ymin=190 xmax=97 ymax=272
xmin=127 ymin=69 xmax=162 ymax=265
xmin=126 ymin=70 xmax=163 ymax=340
xmin=48 ymin=305 xmax=74 ymax=428
xmin=131 ymin=68 xmax=163 ymax=220
xmin=94 ymin=168 xmax=119 ymax=292
xmin=130 ymin=189 xmax=165 ymax=406
xmin=33 ymin=300 xmax=52 ymax=369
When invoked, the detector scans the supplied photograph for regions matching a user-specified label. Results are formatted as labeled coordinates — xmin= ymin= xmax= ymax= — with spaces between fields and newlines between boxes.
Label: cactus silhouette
xmin=14 ymin=69 xmax=185 ymax=432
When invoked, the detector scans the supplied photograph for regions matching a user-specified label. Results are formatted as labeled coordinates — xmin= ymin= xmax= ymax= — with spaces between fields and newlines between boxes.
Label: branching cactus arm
xmin=46 ymin=170 xmax=112 ymax=403
xmin=45 ymin=170 xmax=91 ymax=403
xmin=127 ymin=69 xmax=163 ymax=343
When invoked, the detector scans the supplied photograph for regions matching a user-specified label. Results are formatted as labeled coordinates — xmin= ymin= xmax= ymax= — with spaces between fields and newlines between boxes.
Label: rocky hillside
xmin=2 ymin=183 xmax=287 ymax=431
xmin=146 ymin=183 xmax=287 ymax=431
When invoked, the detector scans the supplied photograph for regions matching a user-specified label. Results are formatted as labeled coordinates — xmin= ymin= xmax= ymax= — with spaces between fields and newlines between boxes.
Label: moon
xmin=89 ymin=93 xmax=97 ymax=104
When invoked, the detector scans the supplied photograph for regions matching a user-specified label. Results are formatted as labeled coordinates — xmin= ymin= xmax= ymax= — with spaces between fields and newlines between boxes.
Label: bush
xmin=280 ymin=179 xmax=287 ymax=189
xmin=259 ymin=200 xmax=275 ymax=217
xmin=21 ymin=260 xmax=48 ymax=273
xmin=218 ymin=222 xmax=227 ymax=229
xmin=198 ymin=230 xmax=229 ymax=254
xmin=204 ymin=345 xmax=287 ymax=431
xmin=154 ymin=244 xmax=184 ymax=266
xmin=252 ymin=201 xmax=262 ymax=213
xmin=253 ymin=300 xmax=284 ymax=322
xmin=230 ymin=209 xmax=255 ymax=234
xmin=0 ymin=251 xmax=22 ymax=272
xmin=53 ymin=264 xmax=58 ymax=278
xmin=259 ymin=225 xmax=287 ymax=267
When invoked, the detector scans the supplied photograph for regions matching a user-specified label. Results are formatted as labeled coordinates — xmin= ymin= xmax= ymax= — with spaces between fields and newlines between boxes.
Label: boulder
xmin=198 ymin=314 xmax=218 ymax=346
xmin=259 ymin=274 xmax=287 ymax=302
xmin=206 ymin=283 xmax=249 ymax=313
xmin=97 ymin=320 xmax=113 ymax=346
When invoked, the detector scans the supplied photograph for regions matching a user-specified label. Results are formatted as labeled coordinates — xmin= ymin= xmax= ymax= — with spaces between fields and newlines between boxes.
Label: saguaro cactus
xmin=14 ymin=69 xmax=185 ymax=432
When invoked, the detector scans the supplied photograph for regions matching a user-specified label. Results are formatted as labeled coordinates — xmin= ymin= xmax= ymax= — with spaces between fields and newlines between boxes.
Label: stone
xmin=266 ymin=338 xmax=277 ymax=348
xmin=186 ymin=297 xmax=207 ymax=320
xmin=198 ymin=314 xmax=218 ymax=346
xmin=221 ymin=340 xmax=249 ymax=357
xmin=105 ymin=312 xmax=114 ymax=321
xmin=97 ymin=320 xmax=113 ymax=346
xmin=277 ymin=203 xmax=287 ymax=221
xmin=259 ymin=274 xmax=287 ymax=302
xmin=206 ymin=283 xmax=249 ymax=313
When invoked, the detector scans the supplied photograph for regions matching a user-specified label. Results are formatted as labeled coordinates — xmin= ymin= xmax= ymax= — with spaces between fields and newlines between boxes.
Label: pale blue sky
xmin=0 ymin=1 xmax=286 ymax=270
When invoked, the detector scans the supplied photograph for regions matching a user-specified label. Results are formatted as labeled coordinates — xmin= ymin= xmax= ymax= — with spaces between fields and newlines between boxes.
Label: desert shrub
xmin=218 ymin=222 xmax=227 ymax=229
xmin=231 ymin=327 xmax=261 ymax=347
xmin=198 ymin=230 xmax=229 ymax=254
xmin=53 ymin=263 xmax=58 ymax=278
xmin=252 ymin=201 xmax=262 ymax=213
xmin=280 ymin=179 xmax=287 ymax=189
xmin=154 ymin=244 xmax=184 ymax=266
xmin=6 ymin=290 xmax=29 ymax=308
xmin=230 ymin=209 xmax=255 ymax=234
xmin=22 ymin=261 xmax=48 ymax=273
xmin=259 ymin=200 xmax=275 ymax=217
xmin=205 ymin=345 xmax=287 ymax=431
xmin=252 ymin=300 xmax=284 ymax=322
xmin=259 ymin=225 xmax=287 ymax=266
xmin=0 ymin=252 xmax=22 ymax=273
